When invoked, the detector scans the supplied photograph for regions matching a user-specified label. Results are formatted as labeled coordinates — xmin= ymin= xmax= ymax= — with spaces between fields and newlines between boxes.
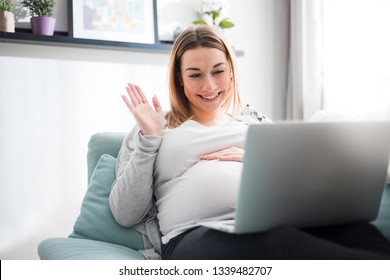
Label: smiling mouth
xmin=199 ymin=92 xmax=221 ymax=100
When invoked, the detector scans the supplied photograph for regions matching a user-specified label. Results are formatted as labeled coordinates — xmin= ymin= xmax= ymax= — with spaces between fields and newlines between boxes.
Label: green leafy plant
xmin=0 ymin=0 xmax=15 ymax=12
xmin=193 ymin=0 xmax=234 ymax=29
xmin=21 ymin=0 xmax=56 ymax=17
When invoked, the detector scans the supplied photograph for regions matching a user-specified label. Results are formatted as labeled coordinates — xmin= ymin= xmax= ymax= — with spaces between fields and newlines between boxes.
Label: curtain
xmin=284 ymin=0 xmax=324 ymax=121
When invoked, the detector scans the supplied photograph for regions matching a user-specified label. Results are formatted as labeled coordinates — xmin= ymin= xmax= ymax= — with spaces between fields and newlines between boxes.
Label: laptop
xmin=199 ymin=121 xmax=390 ymax=234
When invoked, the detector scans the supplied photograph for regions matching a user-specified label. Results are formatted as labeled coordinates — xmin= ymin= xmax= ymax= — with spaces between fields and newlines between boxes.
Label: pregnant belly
xmin=155 ymin=160 xmax=242 ymax=235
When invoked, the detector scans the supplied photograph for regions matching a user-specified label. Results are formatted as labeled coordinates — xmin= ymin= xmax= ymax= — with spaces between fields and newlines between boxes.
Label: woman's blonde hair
xmin=167 ymin=25 xmax=242 ymax=128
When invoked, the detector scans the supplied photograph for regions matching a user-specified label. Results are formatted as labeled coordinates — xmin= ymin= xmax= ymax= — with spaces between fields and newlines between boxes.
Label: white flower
xmin=193 ymin=0 xmax=235 ymax=29
xmin=198 ymin=0 xmax=230 ymax=15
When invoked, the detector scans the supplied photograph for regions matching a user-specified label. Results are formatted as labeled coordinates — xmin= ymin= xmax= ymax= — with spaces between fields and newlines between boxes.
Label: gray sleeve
xmin=109 ymin=125 xmax=162 ymax=227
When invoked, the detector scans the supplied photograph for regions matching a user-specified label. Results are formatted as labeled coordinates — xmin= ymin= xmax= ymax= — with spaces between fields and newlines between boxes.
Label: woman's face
xmin=180 ymin=47 xmax=232 ymax=119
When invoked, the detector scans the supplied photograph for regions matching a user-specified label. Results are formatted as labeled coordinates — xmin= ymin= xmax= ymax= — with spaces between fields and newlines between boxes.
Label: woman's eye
xmin=213 ymin=70 xmax=225 ymax=75
xmin=189 ymin=73 xmax=201 ymax=78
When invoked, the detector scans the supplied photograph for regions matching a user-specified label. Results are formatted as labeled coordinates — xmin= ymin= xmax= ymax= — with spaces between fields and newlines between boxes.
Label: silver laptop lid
xmin=235 ymin=121 xmax=390 ymax=234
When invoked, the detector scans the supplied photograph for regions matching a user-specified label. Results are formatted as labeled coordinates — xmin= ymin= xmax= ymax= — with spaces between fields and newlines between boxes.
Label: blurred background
xmin=1 ymin=0 xmax=389 ymax=259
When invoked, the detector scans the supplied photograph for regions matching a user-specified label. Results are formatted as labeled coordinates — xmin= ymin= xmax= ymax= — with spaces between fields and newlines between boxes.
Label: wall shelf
xmin=0 ymin=29 xmax=244 ymax=56
xmin=0 ymin=28 xmax=173 ymax=53
xmin=0 ymin=0 xmax=173 ymax=54
xmin=0 ymin=0 xmax=243 ymax=56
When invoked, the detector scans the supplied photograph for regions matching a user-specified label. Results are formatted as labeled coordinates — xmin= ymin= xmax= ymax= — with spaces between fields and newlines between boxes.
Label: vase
xmin=31 ymin=16 xmax=56 ymax=36
xmin=0 ymin=11 xmax=15 ymax=33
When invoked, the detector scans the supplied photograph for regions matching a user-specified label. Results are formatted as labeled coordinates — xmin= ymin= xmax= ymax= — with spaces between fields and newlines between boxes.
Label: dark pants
xmin=162 ymin=222 xmax=390 ymax=260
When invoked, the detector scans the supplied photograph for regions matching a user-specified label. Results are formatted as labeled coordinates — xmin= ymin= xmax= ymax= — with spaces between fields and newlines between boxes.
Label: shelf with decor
xmin=0 ymin=0 xmax=243 ymax=56
xmin=0 ymin=0 xmax=173 ymax=53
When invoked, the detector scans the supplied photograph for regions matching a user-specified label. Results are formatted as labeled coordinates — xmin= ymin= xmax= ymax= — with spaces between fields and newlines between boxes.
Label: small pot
xmin=0 ymin=11 xmax=15 ymax=33
xmin=31 ymin=16 xmax=56 ymax=36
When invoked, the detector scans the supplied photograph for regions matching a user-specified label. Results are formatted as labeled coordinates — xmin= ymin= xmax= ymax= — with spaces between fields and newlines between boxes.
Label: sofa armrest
xmin=372 ymin=185 xmax=390 ymax=241
xmin=38 ymin=237 xmax=145 ymax=260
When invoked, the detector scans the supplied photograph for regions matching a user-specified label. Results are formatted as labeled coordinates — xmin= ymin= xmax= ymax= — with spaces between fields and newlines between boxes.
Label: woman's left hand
xmin=200 ymin=147 xmax=244 ymax=162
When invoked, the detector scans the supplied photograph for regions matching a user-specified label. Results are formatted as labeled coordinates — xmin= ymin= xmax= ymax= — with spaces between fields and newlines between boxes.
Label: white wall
xmin=0 ymin=0 xmax=279 ymax=259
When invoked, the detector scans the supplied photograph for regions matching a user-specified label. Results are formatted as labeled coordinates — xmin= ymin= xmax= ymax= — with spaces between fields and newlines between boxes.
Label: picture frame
xmin=70 ymin=0 xmax=157 ymax=45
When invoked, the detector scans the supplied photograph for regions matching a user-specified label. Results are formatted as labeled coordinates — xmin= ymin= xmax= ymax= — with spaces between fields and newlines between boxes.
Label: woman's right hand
xmin=121 ymin=83 xmax=165 ymax=136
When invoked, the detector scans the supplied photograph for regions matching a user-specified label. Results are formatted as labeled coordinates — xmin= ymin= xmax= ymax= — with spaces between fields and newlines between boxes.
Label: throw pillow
xmin=69 ymin=154 xmax=144 ymax=250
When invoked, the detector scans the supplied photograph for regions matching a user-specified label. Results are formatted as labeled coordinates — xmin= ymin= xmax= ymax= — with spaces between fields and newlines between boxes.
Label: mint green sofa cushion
xmin=87 ymin=132 xmax=127 ymax=183
xmin=373 ymin=185 xmax=390 ymax=240
xmin=38 ymin=237 xmax=145 ymax=260
xmin=69 ymin=154 xmax=144 ymax=250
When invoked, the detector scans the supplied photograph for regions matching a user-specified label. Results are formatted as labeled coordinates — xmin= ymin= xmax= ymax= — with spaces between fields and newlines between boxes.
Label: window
xmin=323 ymin=0 xmax=390 ymax=112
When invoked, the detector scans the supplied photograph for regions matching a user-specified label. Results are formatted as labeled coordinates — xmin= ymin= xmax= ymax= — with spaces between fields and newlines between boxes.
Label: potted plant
xmin=21 ymin=0 xmax=56 ymax=36
xmin=193 ymin=0 xmax=235 ymax=32
xmin=0 ymin=0 xmax=15 ymax=33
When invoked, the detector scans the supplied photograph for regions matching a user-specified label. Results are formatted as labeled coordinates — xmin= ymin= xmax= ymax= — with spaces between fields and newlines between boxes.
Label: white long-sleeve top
xmin=154 ymin=120 xmax=248 ymax=244
xmin=109 ymin=110 xmax=271 ymax=259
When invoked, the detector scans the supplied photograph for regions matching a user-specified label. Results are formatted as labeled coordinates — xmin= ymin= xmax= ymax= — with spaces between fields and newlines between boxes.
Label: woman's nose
xmin=202 ymin=75 xmax=217 ymax=92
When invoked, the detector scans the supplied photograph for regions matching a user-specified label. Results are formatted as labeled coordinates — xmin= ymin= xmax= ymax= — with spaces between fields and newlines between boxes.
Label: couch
xmin=37 ymin=113 xmax=390 ymax=260
xmin=38 ymin=132 xmax=146 ymax=260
